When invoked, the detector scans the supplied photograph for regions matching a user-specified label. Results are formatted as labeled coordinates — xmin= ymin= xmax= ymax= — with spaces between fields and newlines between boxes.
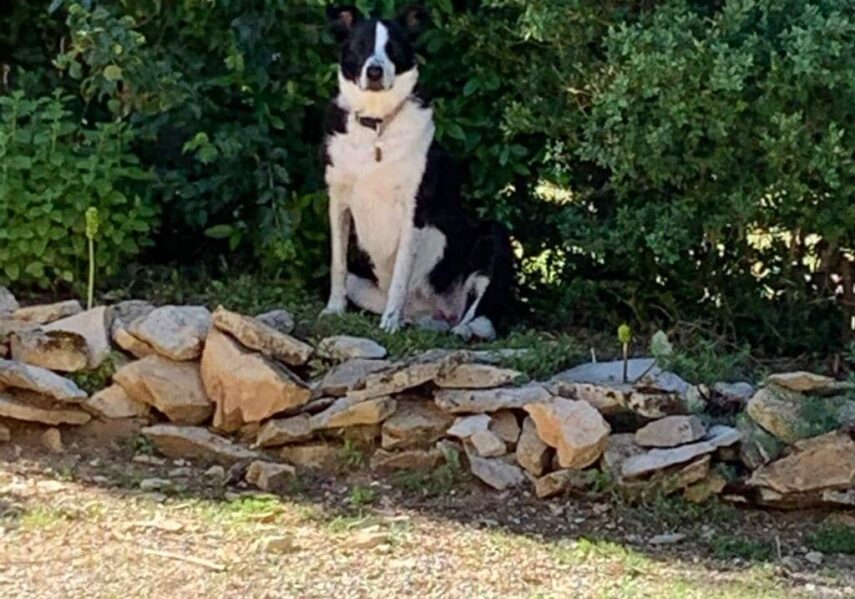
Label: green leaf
xmin=103 ymin=65 xmax=123 ymax=81
xmin=204 ymin=224 xmax=234 ymax=239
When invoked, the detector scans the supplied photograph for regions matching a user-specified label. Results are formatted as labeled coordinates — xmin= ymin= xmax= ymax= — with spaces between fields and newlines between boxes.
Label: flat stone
xmin=114 ymin=356 xmax=212 ymax=425
xmin=319 ymin=359 xmax=391 ymax=397
xmin=601 ymin=433 xmax=645 ymax=476
xmin=746 ymin=387 xmax=805 ymax=443
xmin=127 ymin=305 xmax=211 ymax=361
xmin=310 ymin=396 xmax=397 ymax=430
xmin=43 ymin=306 xmax=111 ymax=368
xmin=490 ymin=411 xmax=521 ymax=445
xmin=10 ymin=329 xmax=89 ymax=372
xmin=279 ymin=443 xmax=340 ymax=470
xmin=0 ymin=423 xmax=9 ymax=442
xmin=245 ymin=460 xmax=296 ymax=493
xmin=470 ymin=430 xmax=506 ymax=457
xmin=621 ymin=439 xmax=717 ymax=479
xmin=649 ymin=533 xmax=686 ymax=546
xmin=14 ymin=300 xmax=82 ymax=324
xmin=110 ymin=300 xmax=154 ymax=334
xmin=350 ymin=529 xmax=391 ymax=550
xmin=525 ymin=398 xmax=611 ymax=469
xmin=0 ymin=287 xmax=18 ymax=314
xmin=113 ymin=327 xmax=157 ymax=358
xmin=84 ymin=384 xmax=150 ymax=419
xmin=748 ymin=431 xmax=855 ymax=495
xmin=619 ymin=456 xmax=711 ymax=501
xmin=446 ymin=414 xmax=491 ymax=439
xmin=737 ymin=415 xmax=783 ymax=470
xmin=40 ymin=427 xmax=63 ymax=452
xmin=534 ymin=469 xmax=588 ymax=499
xmin=255 ymin=309 xmax=295 ymax=334
xmin=256 ymin=414 xmax=313 ymax=447
xmin=821 ymin=489 xmax=855 ymax=507
xmin=0 ymin=390 xmax=91 ymax=425
xmin=435 ymin=383 xmax=553 ymax=414
xmin=635 ymin=415 xmax=706 ymax=448
xmin=766 ymin=371 xmax=837 ymax=394
xmin=515 ymin=416 xmax=551 ymax=476
xmin=381 ymin=398 xmax=452 ymax=450
xmin=201 ymin=328 xmax=311 ymax=432
xmin=468 ymin=455 xmax=526 ymax=490
xmin=318 ymin=335 xmax=387 ymax=360
xmin=0 ymin=316 xmax=38 ymax=345
xmin=212 ymin=306 xmax=313 ymax=366
xmin=349 ymin=350 xmax=471 ymax=401
xmin=435 ymin=363 xmax=522 ymax=389
xmin=142 ymin=424 xmax=262 ymax=465
xmin=0 ymin=358 xmax=87 ymax=402
xmin=704 ymin=424 xmax=741 ymax=448
xmin=712 ymin=382 xmax=755 ymax=403
xmin=370 ymin=448 xmax=443 ymax=471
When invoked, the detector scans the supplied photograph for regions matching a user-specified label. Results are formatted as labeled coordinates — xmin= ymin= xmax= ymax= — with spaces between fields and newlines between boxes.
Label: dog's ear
xmin=396 ymin=3 xmax=429 ymax=39
xmin=327 ymin=4 xmax=362 ymax=42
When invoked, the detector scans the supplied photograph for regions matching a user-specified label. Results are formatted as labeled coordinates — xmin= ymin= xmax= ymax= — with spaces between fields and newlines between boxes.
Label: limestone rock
xmin=524 ymin=398 xmax=611 ymax=469
xmin=201 ymin=328 xmax=311 ymax=432
xmin=381 ymin=398 xmax=452 ymax=450
xmin=515 ymin=416 xmax=551 ymax=476
xmin=319 ymin=359 xmax=391 ymax=397
xmin=142 ymin=424 xmax=263 ymax=465
xmin=490 ymin=411 xmax=521 ymax=445
xmin=310 ymin=396 xmax=396 ymax=430
xmin=469 ymin=430 xmax=506 ymax=457
xmin=435 ymin=363 xmax=522 ymax=389
xmin=746 ymin=387 xmax=805 ymax=443
xmin=704 ymin=424 xmax=742 ymax=448
xmin=621 ymin=439 xmax=718 ymax=479
xmin=84 ymin=384 xmax=150 ymax=419
xmin=212 ymin=306 xmax=312 ymax=366
xmin=0 ymin=423 xmax=9 ymax=442
xmin=535 ymin=469 xmax=588 ymax=499
xmin=256 ymin=414 xmax=313 ymax=447
xmin=0 ymin=316 xmax=38 ymax=345
xmin=245 ymin=460 xmax=296 ymax=493
xmin=435 ymin=383 xmax=553 ymax=414
xmin=712 ymin=381 xmax=755 ymax=403
xmin=736 ymin=414 xmax=781 ymax=469
xmin=110 ymin=300 xmax=154 ymax=334
xmin=279 ymin=443 xmax=340 ymax=470
xmin=446 ymin=414 xmax=491 ymax=439
xmin=113 ymin=327 xmax=157 ymax=358
xmin=601 ymin=433 xmax=645 ymax=476
xmin=43 ymin=306 xmax=111 ymax=368
xmin=0 ymin=287 xmax=18 ymax=314
xmin=370 ymin=447 xmax=443 ymax=471
xmin=40 ymin=427 xmax=63 ymax=453
xmin=349 ymin=350 xmax=471 ymax=400
xmin=635 ymin=415 xmax=706 ymax=448
xmin=255 ymin=309 xmax=295 ymax=334
xmin=766 ymin=371 xmax=837 ymax=394
xmin=318 ymin=335 xmax=387 ymax=360
xmin=748 ymin=432 xmax=855 ymax=495
xmin=10 ymin=330 xmax=89 ymax=372
xmin=114 ymin=356 xmax=212 ymax=425
xmin=14 ymin=300 xmax=82 ymax=324
xmin=683 ymin=471 xmax=727 ymax=504
xmin=0 ymin=390 xmax=91 ymax=425
xmin=127 ymin=305 xmax=211 ymax=361
xmin=468 ymin=455 xmax=526 ymax=490
xmin=619 ymin=456 xmax=711 ymax=501
xmin=0 ymin=358 xmax=87 ymax=402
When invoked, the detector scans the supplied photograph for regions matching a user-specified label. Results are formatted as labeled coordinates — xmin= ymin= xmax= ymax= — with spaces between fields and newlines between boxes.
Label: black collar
xmin=357 ymin=116 xmax=383 ymax=131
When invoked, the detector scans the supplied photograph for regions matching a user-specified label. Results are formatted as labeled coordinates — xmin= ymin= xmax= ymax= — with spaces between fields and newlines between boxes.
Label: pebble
xmin=804 ymin=551 xmax=824 ymax=565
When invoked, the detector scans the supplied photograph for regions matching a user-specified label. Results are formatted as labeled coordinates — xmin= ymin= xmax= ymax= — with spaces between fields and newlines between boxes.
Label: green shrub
xmin=0 ymin=90 xmax=156 ymax=288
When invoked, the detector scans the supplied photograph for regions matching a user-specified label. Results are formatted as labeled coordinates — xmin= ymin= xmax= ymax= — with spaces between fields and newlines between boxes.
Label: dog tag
xmin=375 ymin=145 xmax=382 ymax=162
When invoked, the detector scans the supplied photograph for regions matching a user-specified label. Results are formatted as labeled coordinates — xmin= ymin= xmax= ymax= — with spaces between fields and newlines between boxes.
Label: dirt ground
xmin=0 ymin=420 xmax=853 ymax=599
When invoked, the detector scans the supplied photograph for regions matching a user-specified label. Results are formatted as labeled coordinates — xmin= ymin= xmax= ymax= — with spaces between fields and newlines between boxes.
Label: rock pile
xmin=1 ymin=285 xmax=853 ymax=508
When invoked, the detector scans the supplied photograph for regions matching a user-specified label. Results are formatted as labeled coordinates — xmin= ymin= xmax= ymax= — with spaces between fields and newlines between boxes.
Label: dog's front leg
xmin=322 ymin=187 xmax=351 ymax=316
xmin=380 ymin=221 xmax=416 ymax=333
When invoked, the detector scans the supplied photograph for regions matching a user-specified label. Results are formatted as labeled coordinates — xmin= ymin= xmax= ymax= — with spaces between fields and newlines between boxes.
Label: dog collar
xmin=355 ymin=97 xmax=411 ymax=162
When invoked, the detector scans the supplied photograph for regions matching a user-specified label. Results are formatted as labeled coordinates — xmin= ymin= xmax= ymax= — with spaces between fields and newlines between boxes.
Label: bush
xmin=0 ymin=90 xmax=156 ymax=288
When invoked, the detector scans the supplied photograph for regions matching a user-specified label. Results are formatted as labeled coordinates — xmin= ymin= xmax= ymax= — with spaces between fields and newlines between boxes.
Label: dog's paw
xmin=380 ymin=308 xmax=403 ymax=333
xmin=320 ymin=299 xmax=347 ymax=317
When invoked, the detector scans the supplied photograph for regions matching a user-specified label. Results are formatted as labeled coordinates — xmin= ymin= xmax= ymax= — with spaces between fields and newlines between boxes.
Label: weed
xmin=348 ymin=485 xmax=379 ymax=507
xmin=808 ymin=523 xmax=855 ymax=555
xmin=130 ymin=434 xmax=155 ymax=456
xmin=553 ymin=537 xmax=651 ymax=572
xmin=20 ymin=506 xmax=75 ymax=530
xmin=621 ymin=494 xmax=738 ymax=529
xmin=663 ymin=338 xmax=753 ymax=385
xmin=69 ymin=352 xmax=119 ymax=395
xmin=337 ymin=439 xmax=367 ymax=471
xmin=710 ymin=536 xmax=775 ymax=562
xmin=796 ymin=396 xmax=844 ymax=439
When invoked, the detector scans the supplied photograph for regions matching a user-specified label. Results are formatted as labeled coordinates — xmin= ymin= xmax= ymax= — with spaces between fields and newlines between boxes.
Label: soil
xmin=1 ymin=418 xmax=853 ymax=599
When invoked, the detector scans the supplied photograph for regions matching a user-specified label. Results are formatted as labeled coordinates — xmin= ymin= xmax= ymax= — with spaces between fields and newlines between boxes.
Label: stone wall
xmin=1 ymin=288 xmax=853 ymax=507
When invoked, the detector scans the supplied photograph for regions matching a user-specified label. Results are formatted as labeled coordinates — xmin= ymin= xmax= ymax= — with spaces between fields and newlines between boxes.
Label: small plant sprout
xmin=85 ymin=207 xmax=100 ymax=309
xmin=618 ymin=323 xmax=632 ymax=383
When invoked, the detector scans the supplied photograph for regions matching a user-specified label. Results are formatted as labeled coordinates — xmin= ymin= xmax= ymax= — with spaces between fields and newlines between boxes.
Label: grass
xmin=618 ymin=494 xmax=739 ymax=530
xmin=348 ymin=485 xmax=379 ymax=507
xmin=337 ymin=439 xmax=368 ymax=470
xmin=808 ymin=522 xmax=855 ymax=555
xmin=710 ymin=536 xmax=776 ymax=562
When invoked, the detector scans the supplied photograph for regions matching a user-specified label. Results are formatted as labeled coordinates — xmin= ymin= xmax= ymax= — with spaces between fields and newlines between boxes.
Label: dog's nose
xmin=366 ymin=65 xmax=383 ymax=82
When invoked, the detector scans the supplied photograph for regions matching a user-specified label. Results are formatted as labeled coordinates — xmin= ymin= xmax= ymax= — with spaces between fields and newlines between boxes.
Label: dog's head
xmin=327 ymin=4 xmax=427 ymax=94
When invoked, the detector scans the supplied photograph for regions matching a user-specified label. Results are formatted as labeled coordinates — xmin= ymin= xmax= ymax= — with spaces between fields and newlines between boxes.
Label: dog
xmin=320 ymin=4 xmax=514 ymax=340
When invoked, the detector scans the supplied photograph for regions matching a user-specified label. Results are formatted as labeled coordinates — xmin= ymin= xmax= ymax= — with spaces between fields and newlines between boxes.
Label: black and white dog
xmin=321 ymin=4 xmax=514 ymax=339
